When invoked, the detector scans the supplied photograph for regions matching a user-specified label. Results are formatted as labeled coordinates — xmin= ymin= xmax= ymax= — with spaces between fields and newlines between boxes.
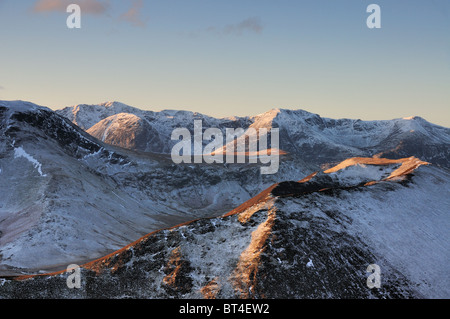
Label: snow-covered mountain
xmin=0 ymin=100 xmax=449 ymax=299
xmin=0 ymin=101 xmax=308 ymax=274
xmin=0 ymin=101 xmax=172 ymax=274
xmin=57 ymin=102 xmax=251 ymax=154
xmin=2 ymin=158 xmax=448 ymax=299
xmin=56 ymin=101 xmax=147 ymax=131
xmin=86 ymin=113 xmax=159 ymax=152
xmin=57 ymin=102 xmax=450 ymax=167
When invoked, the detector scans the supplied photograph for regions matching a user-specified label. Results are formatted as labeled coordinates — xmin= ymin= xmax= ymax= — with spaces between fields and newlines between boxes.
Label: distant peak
xmin=270 ymin=108 xmax=318 ymax=116
xmin=402 ymin=116 xmax=424 ymax=121
xmin=101 ymin=112 xmax=141 ymax=120
xmin=254 ymin=107 xmax=320 ymax=121
xmin=270 ymin=107 xmax=282 ymax=113
xmin=399 ymin=116 xmax=433 ymax=127
xmin=250 ymin=107 xmax=321 ymax=129
xmin=99 ymin=101 xmax=129 ymax=108
xmin=255 ymin=108 xmax=281 ymax=118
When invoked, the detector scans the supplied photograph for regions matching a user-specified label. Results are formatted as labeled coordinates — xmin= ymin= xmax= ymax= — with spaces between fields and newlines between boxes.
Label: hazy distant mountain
xmin=57 ymin=102 xmax=253 ymax=154
xmin=57 ymin=102 xmax=450 ymax=167
xmin=86 ymin=113 xmax=158 ymax=152
xmin=56 ymin=101 xmax=146 ymax=131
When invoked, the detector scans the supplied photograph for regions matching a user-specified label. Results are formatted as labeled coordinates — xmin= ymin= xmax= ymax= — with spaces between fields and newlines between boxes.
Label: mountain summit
xmin=57 ymin=102 xmax=450 ymax=167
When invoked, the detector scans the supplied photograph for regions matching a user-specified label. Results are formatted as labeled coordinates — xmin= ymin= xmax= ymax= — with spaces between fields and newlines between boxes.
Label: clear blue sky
xmin=0 ymin=0 xmax=449 ymax=126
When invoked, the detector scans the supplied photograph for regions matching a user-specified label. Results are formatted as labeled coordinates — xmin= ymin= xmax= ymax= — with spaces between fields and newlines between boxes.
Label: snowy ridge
xmin=2 ymin=160 xmax=448 ymax=299
xmin=56 ymin=102 xmax=450 ymax=167
xmin=0 ymin=100 xmax=52 ymax=113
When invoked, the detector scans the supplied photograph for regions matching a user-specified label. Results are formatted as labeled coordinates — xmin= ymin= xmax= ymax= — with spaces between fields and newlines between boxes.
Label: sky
xmin=0 ymin=0 xmax=449 ymax=126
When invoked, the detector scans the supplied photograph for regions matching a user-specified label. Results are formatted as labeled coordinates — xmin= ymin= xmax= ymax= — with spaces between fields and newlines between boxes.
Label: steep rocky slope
xmin=1 ymin=157 xmax=448 ymax=299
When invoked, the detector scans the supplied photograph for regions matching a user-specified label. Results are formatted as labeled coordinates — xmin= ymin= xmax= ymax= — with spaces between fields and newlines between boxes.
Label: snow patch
xmin=14 ymin=146 xmax=46 ymax=177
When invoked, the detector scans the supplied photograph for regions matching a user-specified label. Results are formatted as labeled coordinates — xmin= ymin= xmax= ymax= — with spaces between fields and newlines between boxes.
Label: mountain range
xmin=0 ymin=100 xmax=449 ymax=299
xmin=57 ymin=102 xmax=449 ymax=168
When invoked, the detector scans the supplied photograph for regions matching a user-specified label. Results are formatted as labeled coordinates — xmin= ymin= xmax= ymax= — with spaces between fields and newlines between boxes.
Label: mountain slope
xmin=86 ymin=113 xmax=155 ymax=151
xmin=0 ymin=101 xmax=178 ymax=274
xmin=2 ymin=157 xmax=448 ymax=299
xmin=0 ymin=101 xmax=311 ymax=274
